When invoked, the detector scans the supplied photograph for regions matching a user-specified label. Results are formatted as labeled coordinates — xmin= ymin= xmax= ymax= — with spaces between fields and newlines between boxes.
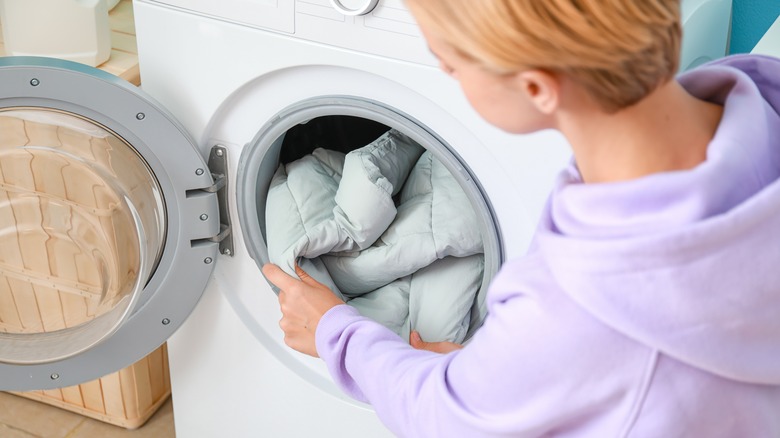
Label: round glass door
xmin=0 ymin=107 xmax=166 ymax=364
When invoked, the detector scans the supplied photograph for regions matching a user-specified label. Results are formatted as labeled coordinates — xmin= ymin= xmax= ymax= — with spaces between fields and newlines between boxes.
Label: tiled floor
xmin=0 ymin=392 xmax=175 ymax=438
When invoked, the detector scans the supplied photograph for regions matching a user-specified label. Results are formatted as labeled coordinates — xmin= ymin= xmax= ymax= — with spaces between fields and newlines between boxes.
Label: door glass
xmin=0 ymin=108 xmax=165 ymax=364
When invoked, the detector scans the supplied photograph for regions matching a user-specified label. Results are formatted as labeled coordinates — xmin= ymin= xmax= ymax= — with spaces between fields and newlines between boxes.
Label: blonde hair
xmin=406 ymin=0 xmax=682 ymax=113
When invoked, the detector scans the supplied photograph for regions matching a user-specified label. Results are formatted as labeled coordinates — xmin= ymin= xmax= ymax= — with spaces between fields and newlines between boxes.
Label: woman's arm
xmin=263 ymin=259 xmax=651 ymax=437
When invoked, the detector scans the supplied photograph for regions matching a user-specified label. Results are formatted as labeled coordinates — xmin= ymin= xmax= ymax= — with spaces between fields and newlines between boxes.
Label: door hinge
xmin=205 ymin=145 xmax=234 ymax=256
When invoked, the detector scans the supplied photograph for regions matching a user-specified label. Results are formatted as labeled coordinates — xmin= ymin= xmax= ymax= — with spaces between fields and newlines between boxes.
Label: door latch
xmin=204 ymin=145 xmax=234 ymax=256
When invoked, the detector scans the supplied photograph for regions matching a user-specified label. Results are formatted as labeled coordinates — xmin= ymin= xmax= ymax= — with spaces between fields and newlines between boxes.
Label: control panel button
xmin=330 ymin=0 xmax=379 ymax=16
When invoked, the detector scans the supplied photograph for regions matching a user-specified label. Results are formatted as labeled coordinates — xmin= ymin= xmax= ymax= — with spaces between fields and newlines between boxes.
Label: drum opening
xmin=237 ymin=96 xmax=504 ymax=343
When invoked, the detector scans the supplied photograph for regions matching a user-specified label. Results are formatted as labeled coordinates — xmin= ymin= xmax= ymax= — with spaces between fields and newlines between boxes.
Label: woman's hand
xmin=409 ymin=330 xmax=463 ymax=354
xmin=262 ymin=263 xmax=345 ymax=357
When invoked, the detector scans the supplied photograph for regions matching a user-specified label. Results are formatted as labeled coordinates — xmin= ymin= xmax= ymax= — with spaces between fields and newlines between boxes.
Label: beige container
xmin=12 ymin=344 xmax=171 ymax=429
xmin=0 ymin=0 xmax=111 ymax=66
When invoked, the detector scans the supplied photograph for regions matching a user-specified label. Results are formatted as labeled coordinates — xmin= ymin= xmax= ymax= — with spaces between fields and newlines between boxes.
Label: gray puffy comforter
xmin=266 ymin=129 xmax=484 ymax=343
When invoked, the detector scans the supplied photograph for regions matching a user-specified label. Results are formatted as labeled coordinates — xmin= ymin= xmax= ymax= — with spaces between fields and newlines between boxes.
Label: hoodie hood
xmin=537 ymin=55 xmax=780 ymax=385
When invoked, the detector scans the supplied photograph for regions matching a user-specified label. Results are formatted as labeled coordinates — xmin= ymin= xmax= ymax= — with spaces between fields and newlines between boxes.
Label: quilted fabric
xmin=266 ymin=129 xmax=484 ymax=343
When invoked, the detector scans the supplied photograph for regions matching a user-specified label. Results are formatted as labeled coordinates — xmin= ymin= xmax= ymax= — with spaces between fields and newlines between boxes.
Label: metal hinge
xmin=205 ymin=145 xmax=234 ymax=256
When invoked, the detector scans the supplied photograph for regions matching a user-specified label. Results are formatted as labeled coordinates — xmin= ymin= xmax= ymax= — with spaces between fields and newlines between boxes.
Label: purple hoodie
xmin=315 ymin=54 xmax=780 ymax=437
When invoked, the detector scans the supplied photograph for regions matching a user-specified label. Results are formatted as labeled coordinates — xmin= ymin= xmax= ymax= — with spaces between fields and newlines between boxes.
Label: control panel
xmin=148 ymin=0 xmax=437 ymax=66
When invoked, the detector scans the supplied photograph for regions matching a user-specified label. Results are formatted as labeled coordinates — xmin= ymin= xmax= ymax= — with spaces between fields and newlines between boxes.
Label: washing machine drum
xmin=238 ymin=100 xmax=504 ymax=345
xmin=266 ymin=128 xmax=485 ymax=343
xmin=0 ymin=108 xmax=165 ymax=364
xmin=0 ymin=57 xmax=222 ymax=390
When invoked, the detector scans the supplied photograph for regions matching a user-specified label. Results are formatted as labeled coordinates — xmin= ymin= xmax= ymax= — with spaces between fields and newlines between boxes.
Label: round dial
xmin=329 ymin=0 xmax=379 ymax=16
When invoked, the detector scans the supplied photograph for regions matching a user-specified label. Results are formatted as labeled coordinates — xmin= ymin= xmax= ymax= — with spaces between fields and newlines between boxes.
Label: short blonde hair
xmin=407 ymin=0 xmax=682 ymax=113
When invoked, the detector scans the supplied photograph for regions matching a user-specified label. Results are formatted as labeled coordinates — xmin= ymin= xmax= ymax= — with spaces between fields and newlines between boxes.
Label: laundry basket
xmin=11 ymin=345 xmax=171 ymax=429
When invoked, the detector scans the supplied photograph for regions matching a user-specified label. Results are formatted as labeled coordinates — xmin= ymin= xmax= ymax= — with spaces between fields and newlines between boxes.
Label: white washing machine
xmin=0 ymin=0 xmax=732 ymax=436
xmin=134 ymin=2 xmax=571 ymax=436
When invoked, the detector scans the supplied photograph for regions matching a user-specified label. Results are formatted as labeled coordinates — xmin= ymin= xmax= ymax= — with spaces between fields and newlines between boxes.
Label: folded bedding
xmin=265 ymin=128 xmax=484 ymax=343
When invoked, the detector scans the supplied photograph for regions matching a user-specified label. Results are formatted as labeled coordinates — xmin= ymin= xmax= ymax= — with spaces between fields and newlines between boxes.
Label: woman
xmin=263 ymin=0 xmax=780 ymax=435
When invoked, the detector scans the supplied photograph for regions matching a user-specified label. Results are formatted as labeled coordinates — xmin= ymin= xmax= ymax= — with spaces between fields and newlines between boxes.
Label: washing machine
xmin=132 ymin=2 xmax=572 ymax=435
xmin=0 ymin=0 xmax=732 ymax=436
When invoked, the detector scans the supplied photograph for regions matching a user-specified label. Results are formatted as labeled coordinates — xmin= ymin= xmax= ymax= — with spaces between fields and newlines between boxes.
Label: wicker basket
xmin=12 ymin=344 xmax=171 ymax=429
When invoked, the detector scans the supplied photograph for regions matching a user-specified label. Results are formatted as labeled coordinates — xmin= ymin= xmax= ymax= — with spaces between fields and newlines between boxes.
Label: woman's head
xmin=406 ymin=0 xmax=682 ymax=114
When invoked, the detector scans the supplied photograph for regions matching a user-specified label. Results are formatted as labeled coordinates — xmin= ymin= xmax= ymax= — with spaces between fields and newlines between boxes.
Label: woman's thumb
xmin=262 ymin=263 xmax=297 ymax=290
xmin=295 ymin=264 xmax=320 ymax=286
xmin=410 ymin=330 xmax=425 ymax=349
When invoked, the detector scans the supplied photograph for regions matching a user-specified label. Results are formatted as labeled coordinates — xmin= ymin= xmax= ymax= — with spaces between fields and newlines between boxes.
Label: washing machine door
xmin=0 ymin=57 xmax=227 ymax=390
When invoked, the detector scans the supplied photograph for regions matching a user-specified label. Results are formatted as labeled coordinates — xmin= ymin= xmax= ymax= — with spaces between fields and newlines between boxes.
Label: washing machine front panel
xmin=195 ymin=65 xmax=571 ymax=411
xmin=0 ymin=57 xmax=222 ymax=390
xmin=133 ymin=4 xmax=570 ymax=416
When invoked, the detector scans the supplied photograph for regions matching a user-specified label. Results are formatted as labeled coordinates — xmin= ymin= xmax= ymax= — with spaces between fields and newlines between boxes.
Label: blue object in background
xmin=729 ymin=0 xmax=780 ymax=53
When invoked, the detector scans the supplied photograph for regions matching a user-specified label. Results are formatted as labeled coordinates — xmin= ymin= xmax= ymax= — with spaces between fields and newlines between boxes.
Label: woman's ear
xmin=513 ymin=70 xmax=561 ymax=115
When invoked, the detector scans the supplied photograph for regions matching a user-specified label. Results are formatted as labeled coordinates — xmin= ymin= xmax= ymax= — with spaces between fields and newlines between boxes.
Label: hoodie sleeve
xmin=315 ymin=255 xmax=654 ymax=437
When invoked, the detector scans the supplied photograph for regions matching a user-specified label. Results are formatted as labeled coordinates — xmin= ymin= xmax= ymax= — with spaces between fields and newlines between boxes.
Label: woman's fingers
xmin=263 ymin=263 xmax=323 ymax=292
xmin=410 ymin=330 xmax=463 ymax=354
xmin=262 ymin=263 xmax=299 ymax=291
xmin=264 ymin=262 xmax=343 ymax=358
